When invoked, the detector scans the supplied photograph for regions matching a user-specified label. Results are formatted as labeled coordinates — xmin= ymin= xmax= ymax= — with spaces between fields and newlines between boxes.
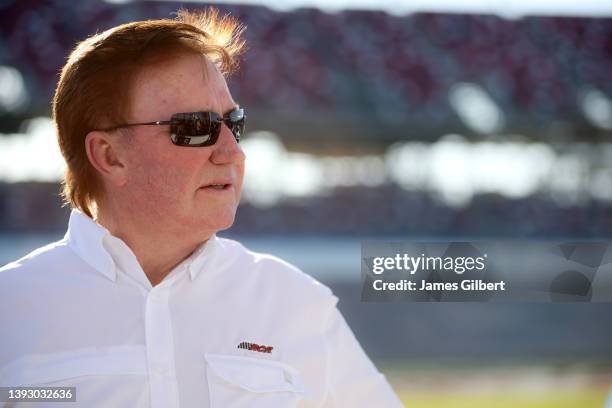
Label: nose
xmin=210 ymin=123 xmax=246 ymax=165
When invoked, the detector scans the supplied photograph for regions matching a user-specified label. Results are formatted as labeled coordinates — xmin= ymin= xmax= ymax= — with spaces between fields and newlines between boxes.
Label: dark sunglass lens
xmin=231 ymin=119 xmax=245 ymax=142
xmin=170 ymin=112 xmax=221 ymax=147
xmin=169 ymin=110 xmax=244 ymax=147
xmin=226 ymin=109 xmax=245 ymax=142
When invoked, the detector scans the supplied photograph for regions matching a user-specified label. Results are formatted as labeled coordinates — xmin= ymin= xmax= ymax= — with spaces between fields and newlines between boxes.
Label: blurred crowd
xmin=237 ymin=8 xmax=612 ymax=126
xmin=1 ymin=0 xmax=611 ymax=130
xmin=1 ymin=1 xmax=611 ymax=237
xmin=2 ymin=182 xmax=611 ymax=237
xmin=234 ymin=185 xmax=612 ymax=237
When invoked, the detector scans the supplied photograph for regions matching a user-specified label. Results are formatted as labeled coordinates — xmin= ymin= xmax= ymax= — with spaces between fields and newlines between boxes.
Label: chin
xmin=195 ymin=211 xmax=237 ymax=235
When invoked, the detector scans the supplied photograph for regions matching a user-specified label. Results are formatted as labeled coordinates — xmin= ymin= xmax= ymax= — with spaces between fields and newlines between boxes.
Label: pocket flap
xmin=204 ymin=354 xmax=304 ymax=394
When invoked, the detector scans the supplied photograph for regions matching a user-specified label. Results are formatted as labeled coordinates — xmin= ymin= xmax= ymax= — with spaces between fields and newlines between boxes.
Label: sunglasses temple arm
xmin=98 ymin=120 xmax=173 ymax=132
xmin=128 ymin=120 xmax=172 ymax=126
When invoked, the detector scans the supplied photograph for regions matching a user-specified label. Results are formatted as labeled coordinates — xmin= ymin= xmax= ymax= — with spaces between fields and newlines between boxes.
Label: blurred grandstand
xmin=2 ymin=2 xmax=612 ymax=406
xmin=2 ymin=1 xmax=612 ymax=138
xmin=0 ymin=0 xmax=612 ymax=236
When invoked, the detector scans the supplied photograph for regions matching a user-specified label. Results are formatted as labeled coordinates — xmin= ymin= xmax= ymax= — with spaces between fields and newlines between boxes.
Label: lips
xmin=199 ymin=179 xmax=234 ymax=191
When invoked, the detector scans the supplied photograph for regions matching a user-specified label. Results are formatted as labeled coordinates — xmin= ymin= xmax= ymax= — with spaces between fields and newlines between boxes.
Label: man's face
xmin=117 ymin=53 xmax=245 ymax=238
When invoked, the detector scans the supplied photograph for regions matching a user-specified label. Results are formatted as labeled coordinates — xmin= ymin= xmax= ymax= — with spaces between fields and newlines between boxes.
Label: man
xmin=0 ymin=9 xmax=403 ymax=408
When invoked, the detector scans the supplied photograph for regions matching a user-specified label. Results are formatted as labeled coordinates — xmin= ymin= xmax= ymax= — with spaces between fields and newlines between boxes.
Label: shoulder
xmin=0 ymin=238 xmax=71 ymax=284
xmin=215 ymin=236 xmax=336 ymax=304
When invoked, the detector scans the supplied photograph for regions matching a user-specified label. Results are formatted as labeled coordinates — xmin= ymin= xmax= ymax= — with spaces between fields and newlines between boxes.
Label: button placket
xmin=145 ymin=284 xmax=180 ymax=408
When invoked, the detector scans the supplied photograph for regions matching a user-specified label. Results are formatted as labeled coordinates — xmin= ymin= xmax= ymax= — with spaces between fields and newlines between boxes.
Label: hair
xmin=53 ymin=8 xmax=246 ymax=218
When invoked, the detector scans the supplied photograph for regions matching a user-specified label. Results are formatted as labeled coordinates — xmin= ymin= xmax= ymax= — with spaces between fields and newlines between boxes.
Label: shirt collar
xmin=183 ymin=234 xmax=218 ymax=281
xmin=64 ymin=209 xmax=219 ymax=283
xmin=65 ymin=209 xmax=117 ymax=282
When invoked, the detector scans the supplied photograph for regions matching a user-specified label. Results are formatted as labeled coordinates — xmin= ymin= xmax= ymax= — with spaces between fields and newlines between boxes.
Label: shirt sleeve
xmin=320 ymin=302 xmax=405 ymax=407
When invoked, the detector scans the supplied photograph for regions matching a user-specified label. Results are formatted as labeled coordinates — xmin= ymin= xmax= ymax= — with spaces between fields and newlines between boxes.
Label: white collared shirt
xmin=0 ymin=210 xmax=403 ymax=407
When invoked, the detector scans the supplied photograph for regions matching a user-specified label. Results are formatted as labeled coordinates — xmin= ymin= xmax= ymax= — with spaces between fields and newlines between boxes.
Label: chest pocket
xmin=205 ymin=354 xmax=305 ymax=408
xmin=0 ymin=345 xmax=147 ymax=386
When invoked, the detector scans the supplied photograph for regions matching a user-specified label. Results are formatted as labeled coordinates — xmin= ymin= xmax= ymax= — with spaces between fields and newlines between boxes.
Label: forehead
xmin=128 ymin=53 xmax=235 ymax=121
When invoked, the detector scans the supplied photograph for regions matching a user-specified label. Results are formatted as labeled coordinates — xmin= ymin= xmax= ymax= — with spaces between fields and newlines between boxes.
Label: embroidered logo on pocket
xmin=237 ymin=341 xmax=273 ymax=353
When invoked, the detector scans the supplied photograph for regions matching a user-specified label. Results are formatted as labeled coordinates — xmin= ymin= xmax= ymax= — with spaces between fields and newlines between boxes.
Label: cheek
xmin=235 ymin=163 xmax=245 ymax=199
xmin=127 ymin=149 xmax=196 ymax=207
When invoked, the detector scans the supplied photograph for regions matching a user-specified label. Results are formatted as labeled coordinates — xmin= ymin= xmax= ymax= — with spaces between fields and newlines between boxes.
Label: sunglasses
xmin=97 ymin=108 xmax=245 ymax=147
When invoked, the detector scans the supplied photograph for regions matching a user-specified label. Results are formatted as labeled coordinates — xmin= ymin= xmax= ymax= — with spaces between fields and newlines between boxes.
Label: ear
xmin=85 ymin=131 xmax=129 ymax=187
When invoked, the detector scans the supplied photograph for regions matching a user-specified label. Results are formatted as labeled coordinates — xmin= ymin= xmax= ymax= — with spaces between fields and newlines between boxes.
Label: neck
xmin=95 ymin=205 xmax=209 ymax=287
